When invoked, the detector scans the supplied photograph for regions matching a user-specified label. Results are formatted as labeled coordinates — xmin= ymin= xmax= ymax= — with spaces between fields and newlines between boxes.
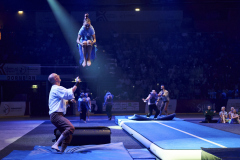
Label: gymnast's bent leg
xmin=86 ymin=40 xmax=93 ymax=66
xmin=81 ymin=41 xmax=88 ymax=67
xmin=50 ymin=112 xmax=75 ymax=152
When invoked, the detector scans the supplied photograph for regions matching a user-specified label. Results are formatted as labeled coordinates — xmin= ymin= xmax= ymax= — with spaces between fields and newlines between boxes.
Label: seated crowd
xmin=202 ymin=106 xmax=240 ymax=124
xmin=1 ymin=28 xmax=240 ymax=100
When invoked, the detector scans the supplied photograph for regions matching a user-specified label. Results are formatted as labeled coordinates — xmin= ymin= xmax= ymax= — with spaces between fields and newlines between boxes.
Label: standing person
xmin=78 ymin=92 xmax=85 ymax=122
xmin=104 ymin=91 xmax=114 ymax=120
xmin=219 ymin=106 xmax=228 ymax=123
xmin=76 ymin=13 xmax=96 ymax=67
xmin=142 ymin=90 xmax=160 ymax=119
xmin=48 ymin=73 xmax=81 ymax=152
xmin=158 ymin=85 xmax=170 ymax=116
xmin=85 ymin=93 xmax=91 ymax=121
xmin=78 ymin=93 xmax=89 ymax=123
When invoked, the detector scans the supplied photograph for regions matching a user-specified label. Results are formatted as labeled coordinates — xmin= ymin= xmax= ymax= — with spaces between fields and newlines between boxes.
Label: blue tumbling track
xmin=115 ymin=116 xmax=240 ymax=160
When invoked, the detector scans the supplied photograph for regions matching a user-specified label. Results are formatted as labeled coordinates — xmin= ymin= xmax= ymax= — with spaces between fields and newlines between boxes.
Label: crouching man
xmin=48 ymin=73 xmax=80 ymax=152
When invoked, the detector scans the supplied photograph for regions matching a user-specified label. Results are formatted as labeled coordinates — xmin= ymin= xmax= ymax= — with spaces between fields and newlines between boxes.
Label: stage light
xmin=135 ymin=8 xmax=140 ymax=11
xmin=32 ymin=85 xmax=38 ymax=89
xmin=18 ymin=11 xmax=23 ymax=14
xmin=47 ymin=0 xmax=80 ymax=64
xmin=157 ymin=83 xmax=159 ymax=86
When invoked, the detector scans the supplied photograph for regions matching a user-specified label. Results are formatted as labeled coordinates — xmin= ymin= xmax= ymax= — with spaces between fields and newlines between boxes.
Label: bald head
xmin=48 ymin=73 xmax=60 ymax=84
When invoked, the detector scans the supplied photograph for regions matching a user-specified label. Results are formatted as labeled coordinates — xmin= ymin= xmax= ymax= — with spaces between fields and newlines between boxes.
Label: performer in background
xmin=78 ymin=93 xmax=90 ymax=123
xmin=76 ymin=13 xmax=96 ymax=67
xmin=85 ymin=93 xmax=91 ymax=121
xmin=48 ymin=73 xmax=80 ymax=152
xmin=158 ymin=85 xmax=170 ymax=116
xmin=104 ymin=91 xmax=114 ymax=120
xmin=142 ymin=90 xmax=160 ymax=119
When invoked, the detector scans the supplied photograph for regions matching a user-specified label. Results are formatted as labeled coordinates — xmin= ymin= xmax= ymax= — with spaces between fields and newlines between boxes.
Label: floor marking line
xmin=154 ymin=121 xmax=227 ymax=148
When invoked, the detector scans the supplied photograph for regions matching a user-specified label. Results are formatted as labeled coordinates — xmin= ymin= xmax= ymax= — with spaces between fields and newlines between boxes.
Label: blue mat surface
xmin=3 ymin=143 xmax=133 ymax=160
xmin=119 ymin=120 xmax=240 ymax=150
xmin=115 ymin=115 xmax=182 ymax=125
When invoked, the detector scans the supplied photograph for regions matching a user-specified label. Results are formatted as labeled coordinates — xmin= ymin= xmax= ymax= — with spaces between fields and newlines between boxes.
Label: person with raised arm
xmin=48 ymin=73 xmax=81 ymax=153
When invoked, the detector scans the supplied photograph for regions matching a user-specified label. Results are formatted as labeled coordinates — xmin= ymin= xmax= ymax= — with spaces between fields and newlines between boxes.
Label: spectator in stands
xmin=228 ymin=107 xmax=235 ymax=119
xmin=201 ymin=106 xmax=216 ymax=123
xmin=226 ymin=107 xmax=235 ymax=123
xmin=218 ymin=106 xmax=228 ymax=123
xmin=230 ymin=109 xmax=240 ymax=124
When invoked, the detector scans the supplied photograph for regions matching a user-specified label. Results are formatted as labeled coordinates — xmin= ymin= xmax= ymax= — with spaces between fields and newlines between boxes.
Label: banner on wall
xmin=227 ymin=99 xmax=240 ymax=111
xmin=175 ymin=100 xmax=215 ymax=113
xmin=0 ymin=102 xmax=26 ymax=116
xmin=0 ymin=63 xmax=41 ymax=75
xmin=102 ymin=102 xmax=139 ymax=112
xmin=96 ymin=11 xmax=183 ymax=23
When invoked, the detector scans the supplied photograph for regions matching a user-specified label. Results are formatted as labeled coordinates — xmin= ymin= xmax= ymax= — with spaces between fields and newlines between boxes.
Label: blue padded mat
xmin=121 ymin=121 xmax=240 ymax=150
xmin=3 ymin=143 xmax=133 ymax=160
xmin=128 ymin=113 xmax=176 ymax=121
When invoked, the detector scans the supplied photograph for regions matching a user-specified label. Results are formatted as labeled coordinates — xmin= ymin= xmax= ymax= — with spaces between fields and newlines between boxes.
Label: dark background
xmin=0 ymin=0 xmax=240 ymax=116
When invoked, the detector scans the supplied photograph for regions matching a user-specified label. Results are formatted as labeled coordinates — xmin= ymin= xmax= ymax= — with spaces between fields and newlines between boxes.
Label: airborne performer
xmin=76 ymin=13 xmax=97 ymax=67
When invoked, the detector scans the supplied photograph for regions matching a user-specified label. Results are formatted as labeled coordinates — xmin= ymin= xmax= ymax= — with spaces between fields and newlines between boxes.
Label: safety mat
xmin=3 ymin=142 xmax=133 ymax=160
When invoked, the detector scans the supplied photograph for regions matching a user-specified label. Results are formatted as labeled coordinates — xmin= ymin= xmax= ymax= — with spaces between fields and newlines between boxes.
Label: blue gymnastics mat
xmin=116 ymin=117 xmax=240 ymax=160
xmin=3 ymin=143 xmax=133 ymax=160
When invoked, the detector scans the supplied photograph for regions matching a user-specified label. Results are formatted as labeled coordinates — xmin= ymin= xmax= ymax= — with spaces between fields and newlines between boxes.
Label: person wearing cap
xmin=142 ymin=90 xmax=160 ymax=119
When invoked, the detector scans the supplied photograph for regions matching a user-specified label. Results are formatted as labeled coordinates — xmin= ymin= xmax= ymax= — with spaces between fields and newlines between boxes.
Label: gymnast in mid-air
xmin=76 ymin=13 xmax=96 ymax=67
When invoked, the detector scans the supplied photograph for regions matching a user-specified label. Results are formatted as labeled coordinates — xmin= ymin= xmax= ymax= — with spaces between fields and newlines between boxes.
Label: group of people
xmin=142 ymin=85 xmax=170 ymax=119
xmin=203 ymin=106 xmax=240 ymax=124
xmin=218 ymin=106 xmax=239 ymax=124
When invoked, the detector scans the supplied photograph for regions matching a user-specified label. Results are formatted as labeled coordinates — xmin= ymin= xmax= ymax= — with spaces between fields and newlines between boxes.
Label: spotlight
xmin=135 ymin=8 xmax=140 ymax=11
xmin=18 ymin=11 xmax=24 ymax=14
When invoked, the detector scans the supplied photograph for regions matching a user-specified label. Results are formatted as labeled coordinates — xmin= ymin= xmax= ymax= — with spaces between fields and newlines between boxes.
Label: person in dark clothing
xmin=201 ymin=106 xmax=216 ymax=123
xmin=78 ymin=93 xmax=90 ymax=123
xmin=104 ymin=91 xmax=114 ymax=120
xmin=142 ymin=90 xmax=160 ymax=119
